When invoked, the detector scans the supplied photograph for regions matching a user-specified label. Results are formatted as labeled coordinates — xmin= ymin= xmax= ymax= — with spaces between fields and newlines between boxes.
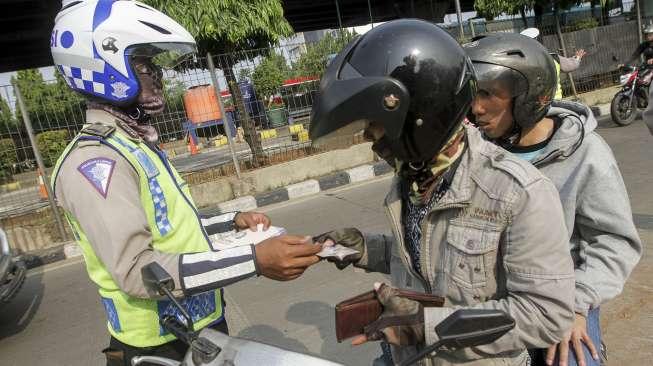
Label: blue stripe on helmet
xmin=92 ymin=0 xmax=115 ymax=31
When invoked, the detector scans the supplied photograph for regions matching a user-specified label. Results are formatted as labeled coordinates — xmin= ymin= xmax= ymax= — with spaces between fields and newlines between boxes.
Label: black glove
xmin=313 ymin=228 xmax=364 ymax=269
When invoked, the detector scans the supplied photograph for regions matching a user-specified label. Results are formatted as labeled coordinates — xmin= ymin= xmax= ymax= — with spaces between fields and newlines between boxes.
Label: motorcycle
xmin=611 ymin=64 xmax=651 ymax=126
xmin=135 ymin=262 xmax=515 ymax=366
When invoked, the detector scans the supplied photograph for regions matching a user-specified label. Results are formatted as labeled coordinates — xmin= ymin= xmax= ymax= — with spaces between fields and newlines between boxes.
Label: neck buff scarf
xmin=87 ymin=101 xmax=159 ymax=143
xmin=398 ymin=126 xmax=466 ymax=205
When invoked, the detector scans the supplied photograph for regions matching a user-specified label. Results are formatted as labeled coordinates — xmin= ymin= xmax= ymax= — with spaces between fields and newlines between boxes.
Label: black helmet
xmin=309 ymin=19 xmax=476 ymax=163
xmin=464 ymin=32 xmax=557 ymax=129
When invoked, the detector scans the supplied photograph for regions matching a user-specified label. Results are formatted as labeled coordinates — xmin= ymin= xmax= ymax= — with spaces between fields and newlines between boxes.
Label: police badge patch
xmin=111 ymin=82 xmax=130 ymax=99
xmin=78 ymin=158 xmax=116 ymax=198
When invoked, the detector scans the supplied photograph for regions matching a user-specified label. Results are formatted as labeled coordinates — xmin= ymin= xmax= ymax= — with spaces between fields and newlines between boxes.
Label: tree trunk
xmin=601 ymin=1 xmax=610 ymax=26
xmin=221 ymin=57 xmax=266 ymax=168
xmin=554 ymin=5 xmax=578 ymax=99
xmin=591 ymin=0 xmax=601 ymax=23
xmin=534 ymin=3 xmax=544 ymax=30
xmin=520 ymin=6 xmax=528 ymax=29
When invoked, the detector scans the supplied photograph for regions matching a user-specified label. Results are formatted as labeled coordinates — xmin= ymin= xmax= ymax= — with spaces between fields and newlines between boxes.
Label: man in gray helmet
xmin=310 ymin=19 xmax=575 ymax=365
xmin=466 ymin=32 xmax=642 ymax=366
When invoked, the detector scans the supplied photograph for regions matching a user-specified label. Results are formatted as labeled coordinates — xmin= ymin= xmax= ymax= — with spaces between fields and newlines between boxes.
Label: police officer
xmin=49 ymin=1 xmax=320 ymax=364
xmin=310 ymin=19 xmax=575 ymax=366
xmin=520 ymin=27 xmax=586 ymax=100
xmin=466 ymin=32 xmax=642 ymax=366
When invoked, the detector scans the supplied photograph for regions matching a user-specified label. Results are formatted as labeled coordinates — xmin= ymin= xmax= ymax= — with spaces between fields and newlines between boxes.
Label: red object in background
xmin=282 ymin=75 xmax=319 ymax=86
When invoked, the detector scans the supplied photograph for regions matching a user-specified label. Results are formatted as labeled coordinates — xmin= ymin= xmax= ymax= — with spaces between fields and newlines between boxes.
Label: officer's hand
xmin=234 ymin=211 xmax=271 ymax=231
xmin=351 ymin=283 xmax=425 ymax=346
xmin=254 ymin=235 xmax=321 ymax=281
xmin=313 ymin=228 xmax=364 ymax=269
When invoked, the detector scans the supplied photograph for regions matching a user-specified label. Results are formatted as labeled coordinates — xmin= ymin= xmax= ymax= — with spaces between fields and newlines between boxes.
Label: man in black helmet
xmin=466 ymin=33 xmax=642 ymax=366
xmin=310 ymin=19 xmax=575 ymax=365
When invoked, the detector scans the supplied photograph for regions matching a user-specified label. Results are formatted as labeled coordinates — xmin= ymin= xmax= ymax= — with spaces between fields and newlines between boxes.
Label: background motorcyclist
xmin=624 ymin=23 xmax=653 ymax=66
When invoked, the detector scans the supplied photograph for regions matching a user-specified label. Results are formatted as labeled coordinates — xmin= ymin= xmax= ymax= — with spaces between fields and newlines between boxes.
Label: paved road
xmin=1 ymin=117 xmax=651 ymax=365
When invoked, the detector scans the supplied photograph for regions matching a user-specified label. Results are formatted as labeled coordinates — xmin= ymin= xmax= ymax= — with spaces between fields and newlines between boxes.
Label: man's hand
xmin=545 ymin=313 xmax=599 ymax=366
xmin=313 ymin=228 xmax=364 ymax=269
xmin=234 ymin=211 xmax=271 ymax=231
xmin=254 ymin=235 xmax=321 ymax=281
xmin=351 ymin=283 xmax=425 ymax=347
xmin=647 ymin=58 xmax=653 ymax=65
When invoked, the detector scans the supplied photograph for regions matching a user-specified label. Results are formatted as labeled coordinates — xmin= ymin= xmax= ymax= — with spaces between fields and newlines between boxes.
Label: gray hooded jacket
xmin=528 ymin=100 xmax=642 ymax=315
xmin=643 ymin=83 xmax=653 ymax=135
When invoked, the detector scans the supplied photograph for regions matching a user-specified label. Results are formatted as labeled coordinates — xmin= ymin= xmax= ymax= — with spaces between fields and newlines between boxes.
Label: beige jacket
xmin=358 ymin=125 xmax=575 ymax=366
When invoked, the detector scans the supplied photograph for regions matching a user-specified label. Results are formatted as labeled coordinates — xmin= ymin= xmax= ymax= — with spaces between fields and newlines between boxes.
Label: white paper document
xmin=210 ymin=224 xmax=287 ymax=250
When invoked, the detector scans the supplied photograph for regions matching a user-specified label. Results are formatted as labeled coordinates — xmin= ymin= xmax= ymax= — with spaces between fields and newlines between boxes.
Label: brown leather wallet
xmin=335 ymin=289 xmax=445 ymax=342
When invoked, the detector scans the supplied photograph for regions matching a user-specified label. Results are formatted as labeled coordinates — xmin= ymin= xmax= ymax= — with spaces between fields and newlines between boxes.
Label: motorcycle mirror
xmin=399 ymin=309 xmax=514 ymax=366
xmin=142 ymin=262 xmax=175 ymax=296
xmin=434 ymin=309 xmax=515 ymax=349
xmin=142 ymin=262 xmax=196 ymax=334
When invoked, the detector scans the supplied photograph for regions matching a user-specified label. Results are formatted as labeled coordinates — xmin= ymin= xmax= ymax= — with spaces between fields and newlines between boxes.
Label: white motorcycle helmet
xmin=644 ymin=23 xmax=653 ymax=36
xmin=50 ymin=0 xmax=196 ymax=106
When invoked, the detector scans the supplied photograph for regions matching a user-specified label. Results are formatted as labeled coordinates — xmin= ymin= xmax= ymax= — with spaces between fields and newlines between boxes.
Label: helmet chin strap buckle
xmin=126 ymin=105 xmax=151 ymax=123
xmin=408 ymin=161 xmax=427 ymax=171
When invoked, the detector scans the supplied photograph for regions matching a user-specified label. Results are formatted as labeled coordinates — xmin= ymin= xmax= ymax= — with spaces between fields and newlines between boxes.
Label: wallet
xmin=335 ymin=288 xmax=445 ymax=342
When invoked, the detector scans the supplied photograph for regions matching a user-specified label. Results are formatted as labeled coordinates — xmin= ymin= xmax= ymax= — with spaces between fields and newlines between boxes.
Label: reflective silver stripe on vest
xmin=111 ymin=136 xmax=172 ymax=236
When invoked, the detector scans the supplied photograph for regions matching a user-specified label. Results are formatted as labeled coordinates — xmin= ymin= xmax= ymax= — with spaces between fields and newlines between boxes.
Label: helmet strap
xmin=126 ymin=105 xmax=151 ymax=123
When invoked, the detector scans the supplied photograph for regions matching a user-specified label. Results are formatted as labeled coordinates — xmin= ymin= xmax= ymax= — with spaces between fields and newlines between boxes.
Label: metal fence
xmin=0 ymin=38 xmax=355 ymax=221
xmin=0 ymin=7 xmax=647 ymax=227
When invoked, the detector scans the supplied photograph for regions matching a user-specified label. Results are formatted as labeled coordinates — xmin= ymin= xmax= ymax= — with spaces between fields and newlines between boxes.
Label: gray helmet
xmin=464 ymin=32 xmax=557 ymax=129
xmin=644 ymin=24 xmax=653 ymax=35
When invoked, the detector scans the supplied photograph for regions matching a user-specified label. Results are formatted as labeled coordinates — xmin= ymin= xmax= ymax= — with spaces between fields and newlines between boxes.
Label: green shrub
xmin=572 ymin=17 xmax=599 ymax=31
xmin=252 ymin=52 xmax=290 ymax=100
xmin=36 ymin=130 xmax=70 ymax=167
xmin=0 ymin=138 xmax=18 ymax=184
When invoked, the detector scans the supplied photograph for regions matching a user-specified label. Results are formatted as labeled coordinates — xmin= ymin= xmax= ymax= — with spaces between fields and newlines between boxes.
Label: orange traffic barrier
xmin=188 ymin=134 xmax=200 ymax=155
xmin=38 ymin=169 xmax=48 ymax=200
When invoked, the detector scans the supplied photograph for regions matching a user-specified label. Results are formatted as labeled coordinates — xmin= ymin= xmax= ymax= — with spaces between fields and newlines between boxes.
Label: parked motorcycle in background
xmin=611 ymin=64 xmax=652 ymax=126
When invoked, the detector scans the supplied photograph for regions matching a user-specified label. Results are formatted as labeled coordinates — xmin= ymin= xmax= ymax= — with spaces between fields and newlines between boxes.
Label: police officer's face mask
xmin=133 ymin=57 xmax=165 ymax=116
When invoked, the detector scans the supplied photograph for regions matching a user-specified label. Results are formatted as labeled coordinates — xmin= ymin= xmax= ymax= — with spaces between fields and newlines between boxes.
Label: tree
xmin=474 ymin=0 xmax=534 ymax=26
xmin=0 ymin=96 xmax=16 ymax=131
xmin=11 ymin=69 xmax=85 ymax=133
xmin=252 ymin=52 xmax=290 ymax=101
xmin=142 ymin=0 xmax=293 ymax=167
xmin=292 ymin=30 xmax=356 ymax=79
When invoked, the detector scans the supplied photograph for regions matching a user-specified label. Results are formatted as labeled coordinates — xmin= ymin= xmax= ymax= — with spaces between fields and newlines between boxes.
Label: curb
xmin=28 ymin=160 xmax=394 ymax=268
xmin=591 ymin=103 xmax=610 ymax=118
xmin=204 ymin=160 xmax=393 ymax=215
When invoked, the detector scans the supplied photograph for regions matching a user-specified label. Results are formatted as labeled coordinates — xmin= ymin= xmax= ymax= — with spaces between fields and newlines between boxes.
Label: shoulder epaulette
xmin=80 ymin=123 xmax=116 ymax=138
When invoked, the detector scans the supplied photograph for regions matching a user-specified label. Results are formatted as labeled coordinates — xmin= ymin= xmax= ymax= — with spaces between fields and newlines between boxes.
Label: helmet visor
xmin=127 ymin=42 xmax=197 ymax=69
xmin=311 ymin=119 xmax=368 ymax=150
xmin=473 ymin=62 xmax=528 ymax=98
